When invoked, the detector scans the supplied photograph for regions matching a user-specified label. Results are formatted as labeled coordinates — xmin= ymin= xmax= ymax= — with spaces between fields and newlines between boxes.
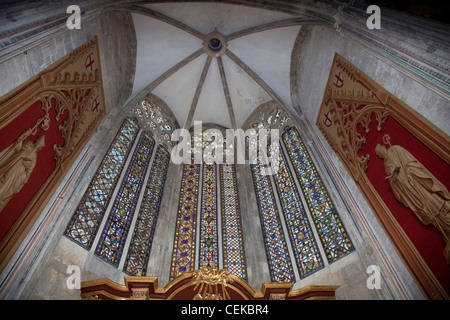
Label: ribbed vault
xmin=113 ymin=2 xmax=308 ymax=131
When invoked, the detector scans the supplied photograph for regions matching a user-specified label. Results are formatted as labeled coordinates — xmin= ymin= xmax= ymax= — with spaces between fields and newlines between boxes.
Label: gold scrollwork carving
xmin=326 ymin=83 xmax=392 ymax=178
xmin=188 ymin=268 xmax=234 ymax=300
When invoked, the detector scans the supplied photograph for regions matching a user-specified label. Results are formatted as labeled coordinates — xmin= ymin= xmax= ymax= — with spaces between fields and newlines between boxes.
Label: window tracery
xmin=132 ymin=96 xmax=176 ymax=147
xmin=170 ymin=132 xmax=248 ymax=280
xmin=65 ymin=99 xmax=353 ymax=284
xmin=66 ymin=94 xmax=177 ymax=271
xmin=247 ymin=104 xmax=354 ymax=281
xmin=247 ymin=106 xmax=297 ymax=282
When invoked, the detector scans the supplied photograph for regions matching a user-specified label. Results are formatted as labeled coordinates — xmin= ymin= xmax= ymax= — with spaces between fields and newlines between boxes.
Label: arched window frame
xmin=64 ymin=94 xmax=177 ymax=276
xmin=64 ymin=117 xmax=140 ymax=250
xmin=170 ymin=130 xmax=248 ymax=281
xmin=245 ymin=102 xmax=355 ymax=282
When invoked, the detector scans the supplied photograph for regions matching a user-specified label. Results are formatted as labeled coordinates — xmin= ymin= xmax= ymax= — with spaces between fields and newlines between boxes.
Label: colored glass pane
xmin=282 ymin=127 xmax=354 ymax=263
xmin=272 ymin=149 xmax=324 ymax=278
xmin=170 ymin=162 xmax=200 ymax=280
xmin=123 ymin=144 xmax=170 ymax=276
xmin=220 ymin=164 xmax=247 ymax=280
xmin=250 ymin=161 xmax=295 ymax=282
xmin=198 ymin=163 xmax=219 ymax=269
xmin=64 ymin=117 xmax=139 ymax=249
xmin=133 ymin=99 xmax=175 ymax=145
xmin=94 ymin=131 xmax=155 ymax=267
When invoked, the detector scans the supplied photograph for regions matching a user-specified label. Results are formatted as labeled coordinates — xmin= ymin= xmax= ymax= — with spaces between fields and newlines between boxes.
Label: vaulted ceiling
xmin=126 ymin=2 xmax=303 ymax=130
xmin=2 ymin=0 xmax=447 ymax=133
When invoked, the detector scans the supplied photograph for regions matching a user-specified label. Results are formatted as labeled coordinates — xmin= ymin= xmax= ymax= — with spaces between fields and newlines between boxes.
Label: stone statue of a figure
xmin=375 ymin=143 xmax=450 ymax=264
xmin=0 ymin=135 xmax=46 ymax=211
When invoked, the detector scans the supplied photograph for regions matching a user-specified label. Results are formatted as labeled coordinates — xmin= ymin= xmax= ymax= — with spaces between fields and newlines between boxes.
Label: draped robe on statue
xmin=0 ymin=136 xmax=45 ymax=212
xmin=375 ymin=144 xmax=450 ymax=263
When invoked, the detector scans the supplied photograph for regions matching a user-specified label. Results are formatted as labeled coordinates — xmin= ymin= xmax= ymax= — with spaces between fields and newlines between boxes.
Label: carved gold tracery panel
xmin=316 ymin=53 xmax=450 ymax=300
xmin=0 ymin=36 xmax=106 ymax=272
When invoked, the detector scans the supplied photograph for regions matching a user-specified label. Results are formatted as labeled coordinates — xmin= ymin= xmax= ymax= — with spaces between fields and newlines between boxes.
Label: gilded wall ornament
xmin=316 ymin=53 xmax=450 ymax=299
xmin=0 ymin=36 xmax=106 ymax=273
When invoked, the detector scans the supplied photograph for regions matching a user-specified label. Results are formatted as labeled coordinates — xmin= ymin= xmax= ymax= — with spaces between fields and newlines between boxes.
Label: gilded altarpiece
xmin=316 ymin=53 xmax=450 ymax=299
xmin=0 ymin=36 xmax=106 ymax=271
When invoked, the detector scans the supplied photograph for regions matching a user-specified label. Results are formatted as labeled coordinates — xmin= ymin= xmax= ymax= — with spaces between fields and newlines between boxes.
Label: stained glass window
xmin=272 ymin=149 xmax=324 ymax=279
xmin=220 ymin=164 xmax=247 ymax=280
xmin=250 ymin=107 xmax=290 ymax=130
xmin=282 ymin=126 xmax=354 ymax=263
xmin=133 ymin=98 xmax=175 ymax=146
xmin=94 ymin=131 xmax=155 ymax=267
xmin=170 ymin=162 xmax=200 ymax=280
xmin=123 ymin=144 xmax=170 ymax=276
xmin=171 ymin=130 xmax=247 ymax=279
xmin=198 ymin=163 xmax=219 ymax=269
xmin=250 ymin=161 xmax=295 ymax=282
xmin=64 ymin=117 xmax=140 ymax=249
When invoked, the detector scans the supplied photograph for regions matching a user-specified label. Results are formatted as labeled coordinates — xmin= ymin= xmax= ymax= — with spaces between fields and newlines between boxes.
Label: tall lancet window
xmin=123 ymin=144 xmax=170 ymax=276
xmin=220 ymin=164 xmax=247 ymax=280
xmin=282 ymin=127 xmax=354 ymax=263
xmin=272 ymin=149 xmax=325 ymax=279
xmin=94 ymin=131 xmax=155 ymax=266
xmin=170 ymin=131 xmax=248 ymax=281
xmin=64 ymin=117 xmax=140 ymax=249
xmin=198 ymin=163 xmax=219 ymax=269
xmin=170 ymin=161 xmax=201 ymax=280
xmin=250 ymin=160 xmax=295 ymax=282
xmin=248 ymin=103 xmax=354 ymax=282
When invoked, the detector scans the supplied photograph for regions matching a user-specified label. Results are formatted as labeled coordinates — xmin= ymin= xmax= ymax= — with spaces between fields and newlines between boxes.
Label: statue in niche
xmin=375 ymin=135 xmax=450 ymax=264
xmin=0 ymin=135 xmax=46 ymax=212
